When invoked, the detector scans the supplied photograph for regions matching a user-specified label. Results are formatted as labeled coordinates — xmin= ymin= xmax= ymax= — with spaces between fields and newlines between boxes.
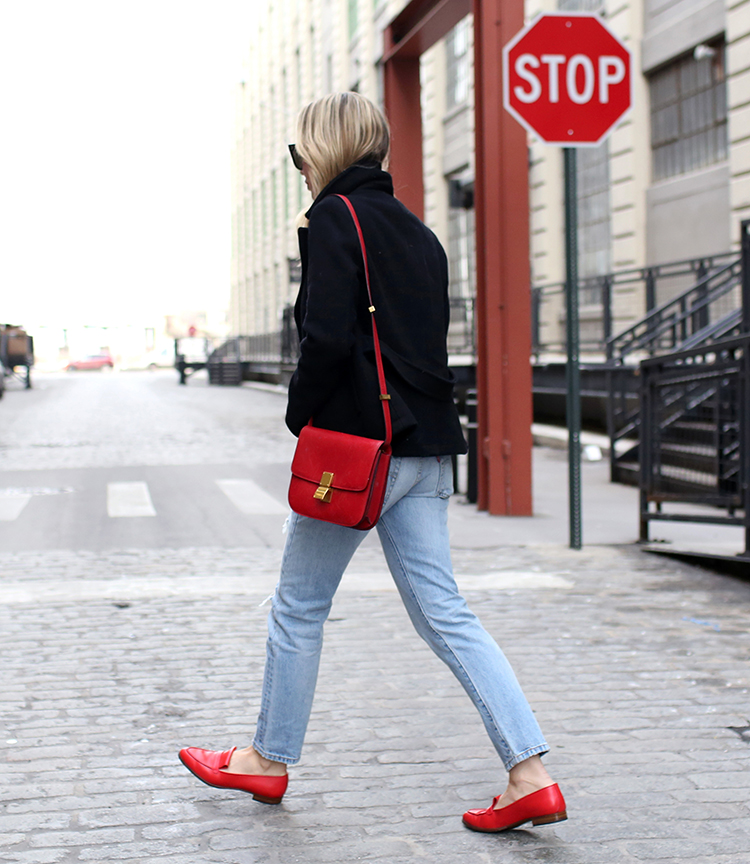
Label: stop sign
xmin=503 ymin=12 xmax=632 ymax=145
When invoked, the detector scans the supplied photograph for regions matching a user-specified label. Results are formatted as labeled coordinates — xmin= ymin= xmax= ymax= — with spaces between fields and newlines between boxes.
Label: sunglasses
xmin=288 ymin=144 xmax=304 ymax=171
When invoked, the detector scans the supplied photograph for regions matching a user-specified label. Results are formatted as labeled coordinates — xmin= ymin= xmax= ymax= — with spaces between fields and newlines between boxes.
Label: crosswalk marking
xmin=0 ymin=480 xmax=285 ymax=522
xmin=216 ymin=479 xmax=288 ymax=515
xmin=0 ymin=495 xmax=32 ymax=521
xmin=107 ymin=482 xmax=157 ymax=517
xmin=0 ymin=487 xmax=73 ymax=522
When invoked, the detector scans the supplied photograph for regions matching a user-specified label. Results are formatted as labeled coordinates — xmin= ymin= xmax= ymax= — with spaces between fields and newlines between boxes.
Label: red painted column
xmin=473 ymin=0 xmax=533 ymax=514
xmin=383 ymin=57 xmax=424 ymax=219
xmin=383 ymin=0 xmax=532 ymax=516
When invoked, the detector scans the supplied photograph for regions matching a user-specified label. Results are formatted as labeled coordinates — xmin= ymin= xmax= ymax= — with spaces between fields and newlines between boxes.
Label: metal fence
xmin=209 ymin=310 xmax=300 ymax=368
xmin=639 ymin=333 xmax=750 ymax=555
xmin=607 ymin=258 xmax=742 ymax=361
xmin=447 ymin=297 xmax=476 ymax=356
xmin=220 ymin=300 xmax=476 ymax=367
xmin=608 ymin=222 xmax=750 ymax=485
xmin=532 ymin=251 xmax=740 ymax=357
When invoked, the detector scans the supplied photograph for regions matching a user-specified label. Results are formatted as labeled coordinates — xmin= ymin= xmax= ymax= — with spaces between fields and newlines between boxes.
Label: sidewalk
xmin=2 ymin=448 xmax=750 ymax=863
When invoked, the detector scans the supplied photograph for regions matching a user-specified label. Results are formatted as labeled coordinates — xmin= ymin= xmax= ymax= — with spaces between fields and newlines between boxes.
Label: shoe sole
xmin=463 ymin=810 xmax=567 ymax=833
xmin=178 ymin=753 xmax=284 ymax=805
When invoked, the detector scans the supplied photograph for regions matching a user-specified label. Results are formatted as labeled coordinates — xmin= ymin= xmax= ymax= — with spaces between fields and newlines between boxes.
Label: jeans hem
xmin=504 ymin=744 xmax=550 ymax=772
xmin=251 ymin=738 xmax=300 ymax=766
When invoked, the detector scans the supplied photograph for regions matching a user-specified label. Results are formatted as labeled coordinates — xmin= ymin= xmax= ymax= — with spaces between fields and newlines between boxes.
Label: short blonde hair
xmin=296 ymin=92 xmax=390 ymax=197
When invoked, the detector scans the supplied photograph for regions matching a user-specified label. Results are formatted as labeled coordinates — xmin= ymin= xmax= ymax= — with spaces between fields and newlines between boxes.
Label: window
xmin=556 ymin=0 xmax=611 ymax=279
xmin=252 ymin=189 xmax=259 ymax=250
xmin=261 ymin=180 xmax=268 ymax=237
xmin=446 ymin=17 xmax=470 ymax=110
xmin=558 ymin=0 xmax=602 ymax=10
xmin=650 ymin=42 xmax=728 ymax=181
xmin=284 ymin=160 xmax=290 ymax=223
xmin=295 ymin=48 xmax=302 ymax=105
xmin=325 ymin=54 xmax=333 ymax=92
xmin=447 ymin=201 xmax=475 ymax=301
xmin=348 ymin=0 xmax=358 ymax=42
xmin=271 ymin=169 xmax=278 ymax=231
xmin=245 ymin=195 xmax=252 ymax=254
xmin=577 ymin=142 xmax=611 ymax=278
xmin=447 ymin=194 xmax=476 ymax=354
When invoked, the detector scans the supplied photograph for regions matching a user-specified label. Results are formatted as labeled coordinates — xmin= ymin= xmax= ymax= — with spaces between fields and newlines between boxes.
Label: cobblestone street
xmin=1 ymin=372 xmax=749 ymax=863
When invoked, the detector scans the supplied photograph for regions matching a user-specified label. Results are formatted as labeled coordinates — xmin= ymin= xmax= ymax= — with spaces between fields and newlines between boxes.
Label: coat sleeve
xmin=438 ymin=242 xmax=450 ymax=336
xmin=286 ymin=197 xmax=362 ymax=436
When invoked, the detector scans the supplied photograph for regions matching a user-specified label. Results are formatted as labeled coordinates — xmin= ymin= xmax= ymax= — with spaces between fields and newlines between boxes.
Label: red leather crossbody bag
xmin=288 ymin=194 xmax=392 ymax=530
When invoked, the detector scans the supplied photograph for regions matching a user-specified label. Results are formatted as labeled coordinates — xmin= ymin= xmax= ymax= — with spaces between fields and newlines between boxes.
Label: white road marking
xmin=107 ymin=482 xmax=157 ymax=517
xmin=216 ymin=479 xmax=288 ymax=515
xmin=0 ymin=569 xmax=575 ymax=604
xmin=457 ymin=571 xmax=574 ymax=590
xmin=0 ymin=495 xmax=32 ymax=521
xmin=0 ymin=486 xmax=73 ymax=521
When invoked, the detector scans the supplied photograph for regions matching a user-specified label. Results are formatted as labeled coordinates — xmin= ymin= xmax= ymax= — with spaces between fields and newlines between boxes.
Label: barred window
xmin=558 ymin=0 xmax=602 ymax=10
xmin=650 ymin=42 xmax=728 ymax=181
xmin=446 ymin=17 xmax=470 ymax=110
xmin=557 ymin=0 xmax=610 ymax=279
xmin=447 ymin=204 xmax=475 ymax=301
xmin=348 ymin=0 xmax=358 ymax=42
xmin=578 ymin=142 xmax=611 ymax=278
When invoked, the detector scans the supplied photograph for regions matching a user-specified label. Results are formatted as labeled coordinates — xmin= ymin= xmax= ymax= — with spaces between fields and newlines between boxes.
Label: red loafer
xmin=178 ymin=746 xmax=288 ymax=804
xmin=463 ymin=783 xmax=567 ymax=832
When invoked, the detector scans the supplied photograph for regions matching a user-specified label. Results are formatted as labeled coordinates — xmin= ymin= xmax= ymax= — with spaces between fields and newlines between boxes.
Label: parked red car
xmin=66 ymin=354 xmax=114 ymax=371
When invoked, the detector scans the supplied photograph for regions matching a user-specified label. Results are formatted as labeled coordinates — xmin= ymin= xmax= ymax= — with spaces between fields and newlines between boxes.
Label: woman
xmin=179 ymin=92 xmax=566 ymax=833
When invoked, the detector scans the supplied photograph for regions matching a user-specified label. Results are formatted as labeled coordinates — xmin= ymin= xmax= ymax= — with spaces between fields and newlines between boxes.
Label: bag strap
xmin=335 ymin=194 xmax=392 ymax=447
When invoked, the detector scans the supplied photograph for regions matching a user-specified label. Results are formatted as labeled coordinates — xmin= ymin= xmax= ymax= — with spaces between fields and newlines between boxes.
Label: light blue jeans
xmin=253 ymin=455 xmax=549 ymax=771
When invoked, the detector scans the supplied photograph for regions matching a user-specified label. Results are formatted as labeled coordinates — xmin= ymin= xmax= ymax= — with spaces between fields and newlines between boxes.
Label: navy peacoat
xmin=286 ymin=163 xmax=467 ymax=458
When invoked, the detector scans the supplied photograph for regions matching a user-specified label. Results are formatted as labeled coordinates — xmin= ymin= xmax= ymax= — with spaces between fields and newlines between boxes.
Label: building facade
xmin=230 ymin=0 xmax=750 ymax=355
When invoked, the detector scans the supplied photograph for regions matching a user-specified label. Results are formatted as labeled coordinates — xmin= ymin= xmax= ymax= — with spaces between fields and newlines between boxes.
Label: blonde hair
xmin=295 ymin=92 xmax=390 ymax=198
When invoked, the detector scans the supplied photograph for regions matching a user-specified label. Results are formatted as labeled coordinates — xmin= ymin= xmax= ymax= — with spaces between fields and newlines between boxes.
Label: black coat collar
xmin=305 ymin=163 xmax=393 ymax=218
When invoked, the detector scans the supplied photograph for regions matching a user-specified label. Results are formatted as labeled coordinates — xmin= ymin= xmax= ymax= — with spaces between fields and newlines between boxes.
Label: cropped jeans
xmin=253 ymin=455 xmax=549 ymax=771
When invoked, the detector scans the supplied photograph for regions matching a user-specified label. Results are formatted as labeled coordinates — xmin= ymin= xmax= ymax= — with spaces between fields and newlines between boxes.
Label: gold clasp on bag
xmin=314 ymin=471 xmax=334 ymax=503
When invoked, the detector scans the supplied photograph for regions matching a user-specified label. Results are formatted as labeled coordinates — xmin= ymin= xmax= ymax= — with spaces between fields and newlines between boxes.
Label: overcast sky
xmin=0 ymin=0 xmax=259 ymax=330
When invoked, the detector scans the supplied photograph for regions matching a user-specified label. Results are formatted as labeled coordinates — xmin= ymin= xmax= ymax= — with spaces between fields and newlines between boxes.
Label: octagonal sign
xmin=503 ymin=12 xmax=632 ymax=146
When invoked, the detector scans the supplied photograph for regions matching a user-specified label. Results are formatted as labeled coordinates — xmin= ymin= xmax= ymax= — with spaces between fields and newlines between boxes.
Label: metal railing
xmin=532 ymin=251 xmax=740 ymax=357
xmin=208 ymin=310 xmax=300 ymax=369
xmin=215 ymin=299 xmax=476 ymax=370
xmin=607 ymin=226 xmax=750 ymax=484
xmin=606 ymin=258 xmax=742 ymax=362
xmin=605 ymin=257 xmax=743 ymax=481
xmin=639 ymin=333 xmax=750 ymax=556
xmin=447 ymin=297 xmax=476 ymax=356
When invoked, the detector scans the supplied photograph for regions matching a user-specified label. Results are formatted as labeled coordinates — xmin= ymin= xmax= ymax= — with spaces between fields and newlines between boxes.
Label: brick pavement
xmin=2 ymin=539 xmax=750 ymax=863
xmin=2 ymin=374 xmax=749 ymax=862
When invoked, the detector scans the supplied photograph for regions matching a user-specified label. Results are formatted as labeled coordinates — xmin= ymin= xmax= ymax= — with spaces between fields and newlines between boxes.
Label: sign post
xmin=502 ymin=12 xmax=632 ymax=548
xmin=563 ymin=147 xmax=581 ymax=547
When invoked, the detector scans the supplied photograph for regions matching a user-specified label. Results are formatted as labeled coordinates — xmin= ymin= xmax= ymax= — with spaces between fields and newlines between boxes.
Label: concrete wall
xmin=646 ymin=163 xmax=731 ymax=262
xmin=422 ymin=41 xmax=450 ymax=249
xmin=641 ymin=0 xmax=731 ymax=274
xmin=607 ymin=0 xmax=651 ymax=331
xmin=230 ymin=0 xmax=412 ymax=337
xmin=642 ymin=0 xmax=725 ymax=72
xmin=728 ymin=0 xmax=750 ymax=240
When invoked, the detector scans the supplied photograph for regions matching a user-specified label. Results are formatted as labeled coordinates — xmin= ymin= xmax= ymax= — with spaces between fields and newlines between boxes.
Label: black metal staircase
xmin=606 ymin=249 xmax=745 ymax=486
xmin=611 ymin=218 xmax=750 ymax=561
xmin=638 ymin=333 xmax=749 ymax=558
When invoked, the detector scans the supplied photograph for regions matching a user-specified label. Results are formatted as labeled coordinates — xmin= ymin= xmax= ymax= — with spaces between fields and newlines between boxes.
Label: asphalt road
xmin=3 ymin=369 xmax=743 ymax=556
xmin=0 ymin=370 xmax=296 ymax=554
